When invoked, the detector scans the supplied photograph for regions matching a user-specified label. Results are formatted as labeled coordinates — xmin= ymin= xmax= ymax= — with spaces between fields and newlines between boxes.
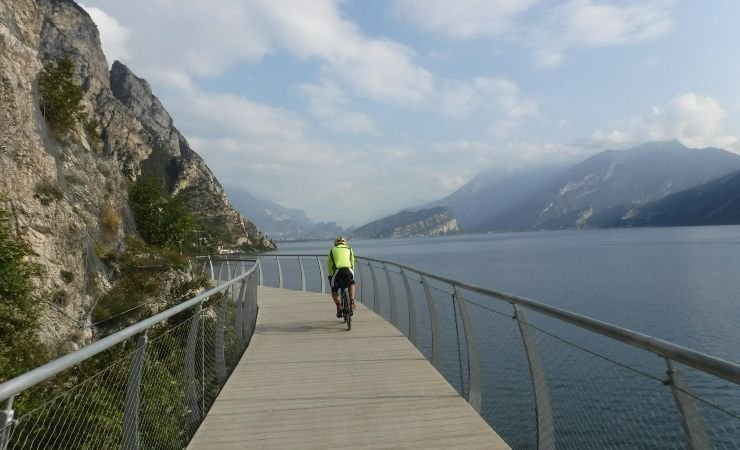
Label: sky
xmin=79 ymin=0 xmax=740 ymax=226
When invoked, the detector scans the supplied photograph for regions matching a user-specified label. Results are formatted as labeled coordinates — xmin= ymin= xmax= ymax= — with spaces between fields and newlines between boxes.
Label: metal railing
xmin=256 ymin=254 xmax=740 ymax=449
xmin=0 ymin=257 xmax=259 ymax=450
xmin=2 ymin=253 xmax=739 ymax=449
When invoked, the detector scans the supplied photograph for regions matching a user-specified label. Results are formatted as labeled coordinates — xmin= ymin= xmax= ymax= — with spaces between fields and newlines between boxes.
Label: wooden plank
xmin=189 ymin=287 xmax=509 ymax=450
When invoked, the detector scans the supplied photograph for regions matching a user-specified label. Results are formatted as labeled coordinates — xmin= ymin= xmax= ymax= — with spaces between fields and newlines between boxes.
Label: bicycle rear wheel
xmin=341 ymin=288 xmax=351 ymax=331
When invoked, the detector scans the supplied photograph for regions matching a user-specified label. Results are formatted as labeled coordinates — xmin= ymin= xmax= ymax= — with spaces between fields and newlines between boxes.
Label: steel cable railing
xmin=0 ymin=257 xmax=260 ymax=450
xmin=256 ymin=254 xmax=740 ymax=450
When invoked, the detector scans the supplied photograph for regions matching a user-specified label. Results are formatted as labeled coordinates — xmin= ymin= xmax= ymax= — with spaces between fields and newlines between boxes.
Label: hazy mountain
xmin=428 ymin=166 xmax=565 ymax=231
xmin=590 ymin=169 xmax=740 ymax=227
xmin=225 ymin=185 xmax=345 ymax=240
xmin=481 ymin=141 xmax=740 ymax=231
xmin=352 ymin=207 xmax=458 ymax=239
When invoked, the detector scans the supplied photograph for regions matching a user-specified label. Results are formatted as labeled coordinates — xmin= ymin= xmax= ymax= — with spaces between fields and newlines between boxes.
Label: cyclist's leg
xmin=347 ymin=271 xmax=356 ymax=311
xmin=330 ymin=274 xmax=342 ymax=317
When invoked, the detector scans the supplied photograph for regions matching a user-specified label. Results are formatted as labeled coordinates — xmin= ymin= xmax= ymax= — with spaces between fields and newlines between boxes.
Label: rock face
xmin=352 ymin=207 xmax=458 ymax=239
xmin=0 ymin=0 xmax=273 ymax=349
xmin=109 ymin=61 xmax=270 ymax=248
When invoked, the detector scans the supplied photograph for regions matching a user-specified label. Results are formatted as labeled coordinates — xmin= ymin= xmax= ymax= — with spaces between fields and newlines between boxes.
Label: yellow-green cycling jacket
xmin=327 ymin=244 xmax=355 ymax=276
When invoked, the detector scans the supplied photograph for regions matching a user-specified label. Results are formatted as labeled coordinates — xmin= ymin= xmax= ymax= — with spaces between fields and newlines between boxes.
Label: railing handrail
xmin=263 ymin=253 xmax=740 ymax=385
xmin=359 ymin=256 xmax=740 ymax=385
xmin=0 ymin=260 xmax=259 ymax=402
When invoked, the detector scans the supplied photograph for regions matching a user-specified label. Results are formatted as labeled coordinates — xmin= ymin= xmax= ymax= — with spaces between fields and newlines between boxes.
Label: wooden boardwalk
xmin=188 ymin=287 xmax=509 ymax=449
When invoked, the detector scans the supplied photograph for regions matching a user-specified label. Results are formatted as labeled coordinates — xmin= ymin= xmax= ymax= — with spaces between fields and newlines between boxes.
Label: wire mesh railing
xmin=256 ymin=254 xmax=740 ymax=449
xmin=0 ymin=257 xmax=260 ymax=450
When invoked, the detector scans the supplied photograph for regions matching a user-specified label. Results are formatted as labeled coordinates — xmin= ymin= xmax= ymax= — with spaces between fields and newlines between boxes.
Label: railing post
xmin=453 ymin=287 xmax=482 ymax=413
xmin=242 ymin=275 xmax=251 ymax=340
xmin=665 ymin=359 xmax=713 ymax=450
xmin=122 ymin=333 xmax=148 ymax=450
xmin=235 ymin=280 xmax=247 ymax=341
xmin=317 ymin=256 xmax=326 ymax=293
xmin=401 ymin=268 xmax=417 ymax=346
xmin=421 ymin=275 xmax=442 ymax=369
xmin=298 ymin=257 xmax=306 ymax=292
xmin=244 ymin=273 xmax=259 ymax=345
xmin=216 ymin=260 xmax=224 ymax=285
xmin=513 ymin=305 xmax=555 ymax=450
xmin=357 ymin=261 xmax=364 ymax=304
xmin=0 ymin=397 xmax=15 ymax=450
xmin=185 ymin=304 xmax=203 ymax=424
xmin=216 ymin=295 xmax=228 ymax=384
xmin=383 ymin=263 xmax=397 ymax=325
xmin=257 ymin=257 xmax=264 ymax=286
xmin=369 ymin=263 xmax=379 ymax=314
xmin=276 ymin=256 xmax=283 ymax=289
xmin=208 ymin=256 xmax=214 ymax=281
xmin=225 ymin=260 xmax=231 ymax=282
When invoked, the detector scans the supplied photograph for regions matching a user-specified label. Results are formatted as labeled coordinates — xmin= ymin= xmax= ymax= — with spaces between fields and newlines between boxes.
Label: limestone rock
xmin=0 ymin=0 xmax=274 ymax=352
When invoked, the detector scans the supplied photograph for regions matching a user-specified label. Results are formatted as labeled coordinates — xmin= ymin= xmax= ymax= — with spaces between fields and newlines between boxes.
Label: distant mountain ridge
xmin=444 ymin=141 xmax=740 ymax=232
xmin=591 ymin=169 xmax=740 ymax=227
xmin=429 ymin=166 xmax=565 ymax=231
xmin=352 ymin=207 xmax=458 ymax=239
xmin=225 ymin=185 xmax=346 ymax=240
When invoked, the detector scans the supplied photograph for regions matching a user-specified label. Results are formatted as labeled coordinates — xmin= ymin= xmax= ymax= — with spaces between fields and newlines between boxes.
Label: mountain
xmin=480 ymin=141 xmax=740 ymax=231
xmin=0 ymin=0 xmax=273 ymax=346
xmin=225 ymin=185 xmax=345 ymax=240
xmin=428 ymin=166 xmax=565 ymax=232
xmin=352 ymin=207 xmax=458 ymax=239
xmin=591 ymin=169 xmax=740 ymax=227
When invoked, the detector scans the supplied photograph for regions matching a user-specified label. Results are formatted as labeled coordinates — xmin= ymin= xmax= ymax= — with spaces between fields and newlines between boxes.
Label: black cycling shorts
xmin=330 ymin=268 xmax=355 ymax=292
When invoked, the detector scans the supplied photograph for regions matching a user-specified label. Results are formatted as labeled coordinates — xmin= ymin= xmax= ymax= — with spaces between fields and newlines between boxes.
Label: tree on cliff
xmin=129 ymin=179 xmax=193 ymax=250
xmin=38 ymin=56 xmax=85 ymax=134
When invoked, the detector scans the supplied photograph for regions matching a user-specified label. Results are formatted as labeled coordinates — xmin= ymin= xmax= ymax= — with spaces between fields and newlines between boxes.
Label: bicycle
xmin=339 ymin=285 xmax=352 ymax=331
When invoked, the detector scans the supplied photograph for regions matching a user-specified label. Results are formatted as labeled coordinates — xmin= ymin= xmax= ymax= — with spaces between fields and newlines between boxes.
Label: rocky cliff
xmin=0 ymin=0 xmax=273 ymax=350
xmin=352 ymin=207 xmax=458 ymax=239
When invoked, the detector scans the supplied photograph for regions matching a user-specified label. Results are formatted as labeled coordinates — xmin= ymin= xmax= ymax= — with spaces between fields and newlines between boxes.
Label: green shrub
xmin=0 ymin=206 xmax=47 ymax=381
xmin=60 ymin=270 xmax=74 ymax=284
xmin=130 ymin=179 xmax=194 ymax=251
xmin=100 ymin=204 xmax=122 ymax=241
xmin=34 ymin=180 xmax=64 ymax=205
xmin=92 ymin=236 xmax=206 ymax=329
xmin=38 ymin=56 xmax=85 ymax=135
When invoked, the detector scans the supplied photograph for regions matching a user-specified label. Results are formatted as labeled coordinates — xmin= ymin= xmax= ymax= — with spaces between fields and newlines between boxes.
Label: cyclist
xmin=328 ymin=236 xmax=356 ymax=318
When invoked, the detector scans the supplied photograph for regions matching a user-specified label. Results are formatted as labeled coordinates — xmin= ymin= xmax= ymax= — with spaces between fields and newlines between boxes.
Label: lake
xmin=269 ymin=226 xmax=740 ymax=448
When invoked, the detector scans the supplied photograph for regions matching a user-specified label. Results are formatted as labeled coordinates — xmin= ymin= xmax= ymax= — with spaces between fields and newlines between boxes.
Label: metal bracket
xmin=0 ymin=397 xmax=15 ymax=450
xmin=665 ymin=359 xmax=713 ymax=450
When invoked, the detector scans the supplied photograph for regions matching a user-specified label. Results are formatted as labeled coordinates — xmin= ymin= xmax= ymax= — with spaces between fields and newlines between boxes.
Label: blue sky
xmin=81 ymin=0 xmax=740 ymax=225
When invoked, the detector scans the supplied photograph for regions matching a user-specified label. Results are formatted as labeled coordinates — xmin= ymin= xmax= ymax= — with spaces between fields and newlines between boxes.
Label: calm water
xmin=276 ymin=226 xmax=740 ymax=362
xmin=272 ymin=226 xmax=740 ymax=448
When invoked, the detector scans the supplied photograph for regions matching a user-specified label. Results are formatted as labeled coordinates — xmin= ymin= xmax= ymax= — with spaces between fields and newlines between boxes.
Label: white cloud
xmin=165 ymin=89 xmax=307 ymax=142
xmin=531 ymin=0 xmax=675 ymax=68
xmin=429 ymin=140 xmax=590 ymax=169
xmin=592 ymin=92 xmax=740 ymax=151
xmin=80 ymin=4 xmax=131 ymax=65
xmin=438 ymin=77 xmax=538 ymax=135
xmin=392 ymin=0 xmax=675 ymax=69
xmin=295 ymin=80 xmax=379 ymax=134
xmin=392 ymin=0 xmax=539 ymax=39
xmin=84 ymin=0 xmax=433 ymax=107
